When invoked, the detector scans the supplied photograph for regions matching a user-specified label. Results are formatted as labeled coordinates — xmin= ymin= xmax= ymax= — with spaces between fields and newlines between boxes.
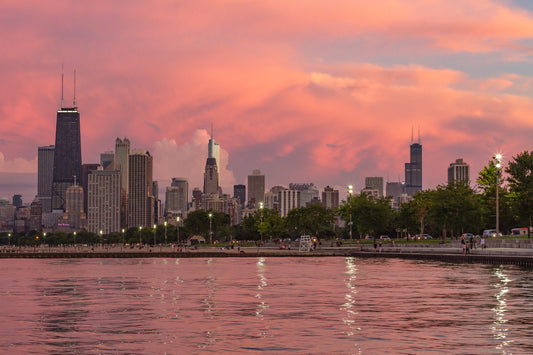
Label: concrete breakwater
xmin=2 ymin=247 xmax=533 ymax=267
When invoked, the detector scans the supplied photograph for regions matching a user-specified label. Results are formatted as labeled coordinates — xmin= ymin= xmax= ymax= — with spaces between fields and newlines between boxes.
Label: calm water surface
xmin=1 ymin=257 xmax=533 ymax=354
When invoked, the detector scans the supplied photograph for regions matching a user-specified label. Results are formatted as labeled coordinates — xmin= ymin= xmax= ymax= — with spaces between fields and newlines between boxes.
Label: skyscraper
xmin=38 ymin=145 xmax=55 ymax=213
xmin=365 ymin=177 xmax=384 ymax=197
xmin=52 ymin=98 xmax=82 ymax=211
xmin=115 ymin=138 xmax=130 ymax=229
xmin=448 ymin=158 xmax=470 ymax=185
xmin=208 ymin=124 xmax=220 ymax=166
xmin=233 ymin=184 xmax=246 ymax=207
xmin=405 ymin=130 xmax=422 ymax=196
xmin=88 ymin=168 xmax=120 ymax=234
xmin=169 ymin=178 xmax=188 ymax=215
xmin=322 ymin=186 xmax=339 ymax=209
xmin=100 ymin=151 xmax=114 ymax=170
xmin=63 ymin=184 xmax=86 ymax=231
xmin=279 ymin=189 xmax=300 ymax=217
xmin=81 ymin=163 xmax=100 ymax=216
xmin=128 ymin=150 xmax=154 ymax=228
xmin=203 ymin=157 xmax=219 ymax=195
xmin=247 ymin=169 xmax=265 ymax=206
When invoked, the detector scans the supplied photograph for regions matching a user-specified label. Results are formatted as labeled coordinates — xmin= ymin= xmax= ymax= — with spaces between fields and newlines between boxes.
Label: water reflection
xmin=491 ymin=266 xmax=512 ymax=353
xmin=342 ymin=256 xmax=362 ymax=354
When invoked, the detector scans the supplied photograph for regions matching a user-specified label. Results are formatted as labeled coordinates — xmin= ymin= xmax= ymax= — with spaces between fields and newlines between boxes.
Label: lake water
xmin=1 ymin=257 xmax=532 ymax=354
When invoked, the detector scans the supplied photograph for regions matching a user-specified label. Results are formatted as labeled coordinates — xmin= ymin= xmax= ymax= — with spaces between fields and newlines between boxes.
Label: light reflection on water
xmin=1 ymin=257 xmax=533 ymax=354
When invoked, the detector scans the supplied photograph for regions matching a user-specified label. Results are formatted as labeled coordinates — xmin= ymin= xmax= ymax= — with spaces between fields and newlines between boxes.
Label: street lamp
xmin=73 ymin=231 xmax=76 ymax=246
xmin=259 ymin=202 xmax=264 ymax=246
xmin=153 ymin=224 xmax=157 ymax=247
xmin=164 ymin=221 xmax=167 ymax=247
xmin=348 ymin=185 xmax=353 ymax=240
xmin=121 ymin=229 xmax=125 ymax=250
xmin=43 ymin=232 xmax=46 ymax=247
xmin=494 ymin=154 xmax=503 ymax=238
xmin=139 ymin=226 xmax=142 ymax=246
xmin=209 ymin=213 xmax=213 ymax=244
xmin=176 ymin=216 xmax=180 ymax=245
xmin=8 ymin=233 xmax=11 ymax=246
xmin=99 ymin=230 xmax=103 ymax=248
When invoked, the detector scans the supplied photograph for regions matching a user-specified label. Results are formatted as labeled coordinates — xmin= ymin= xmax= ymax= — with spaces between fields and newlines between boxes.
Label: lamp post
xmin=164 ymin=221 xmax=167 ymax=247
xmin=8 ymin=233 xmax=11 ymax=247
xmin=494 ymin=154 xmax=502 ymax=238
xmin=99 ymin=230 xmax=103 ymax=249
xmin=139 ymin=226 xmax=142 ymax=246
xmin=348 ymin=185 xmax=353 ymax=240
xmin=176 ymin=216 xmax=180 ymax=246
xmin=121 ymin=228 xmax=125 ymax=251
xmin=209 ymin=213 xmax=213 ymax=244
xmin=43 ymin=232 xmax=46 ymax=247
xmin=73 ymin=231 xmax=76 ymax=247
xmin=259 ymin=202 xmax=264 ymax=246
xmin=153 ymin=224 xmax=157 ymax=247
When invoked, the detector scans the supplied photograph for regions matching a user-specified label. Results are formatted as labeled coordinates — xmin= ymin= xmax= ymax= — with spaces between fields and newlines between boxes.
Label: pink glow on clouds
xmin=1 ymin=0 xmax=533 ymax=201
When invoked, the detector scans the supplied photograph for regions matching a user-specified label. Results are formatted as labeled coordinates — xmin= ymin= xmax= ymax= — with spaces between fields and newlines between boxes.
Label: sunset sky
xmin=1 ymin=0 xmax=533 ymax=203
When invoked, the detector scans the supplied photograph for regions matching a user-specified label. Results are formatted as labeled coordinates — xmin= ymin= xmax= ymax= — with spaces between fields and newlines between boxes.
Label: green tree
xmin=505 ymin=151 xmax=533 ymax=237
xmin=286 ymin=204 xmax=336 ymax=238
xmin=477 ymin=159 xmax=512 ymax=232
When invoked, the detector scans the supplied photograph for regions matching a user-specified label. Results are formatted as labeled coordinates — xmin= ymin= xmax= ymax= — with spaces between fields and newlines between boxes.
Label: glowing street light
xmin=494 ymin=154 xmax=503 ymax=238
xmin=8 ymin=233 xmax=11 ymax=246
xmin=259 ymin=202 xmax=264 ymax=246
xmin=139 ymin=226 xmax=142 ymax=245
xmin=176 ymin=216 xmax=181 ymax=245
xmin=121 ymin=228 xmax=125 ymax=250
xmin=99 ymin=230 xmax=103 ymax=247
xmin=153 ymin=224 xmax=157 ymax=246
xmin=73 ymin=231 xmax=77 ymax=246
xmin=347 ymin=185 xmax=353 ymax=240
xmin=164 ymin=221 xmax=167 ymax=247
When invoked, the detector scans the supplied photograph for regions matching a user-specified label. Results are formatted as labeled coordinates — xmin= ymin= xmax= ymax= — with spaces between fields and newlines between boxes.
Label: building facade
xmin=63 ymin=184 xmax=86 ymax=231
xmin=448 ymin=158 xmax=470 ymax=185
xmin=365 ymin=177 xmax=384 ymax=197
xmin=233 ymin=184 xmax=246 ymax=207
xmin=128 ymin=150 xmax=154 ymax=228
xmin=38 ymin=145 xmax=55 ymax=213
xmin=279 ymin=189 xmax=300 ymax=217
xmin=88 ymin=169 xmax=120 ymax=234
xmin=203 ymin=157 xmax=219 ymax=195
xmin=247 ymin=169 xmax=265 ymax=206
xmin=322 ymin=186 xmax=339 ymax=209
xmin=405 ymin=135 xmax=422 ymax=196
xmin=52 ymin=106 xmax=82 ymax=211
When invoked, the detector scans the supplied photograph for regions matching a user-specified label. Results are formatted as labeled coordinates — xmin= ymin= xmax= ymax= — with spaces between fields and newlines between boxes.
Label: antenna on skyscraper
xmin=411 ymin=126 xmax=414 ymax=143
xmin=73 ymin=69 xmax=77 ymax=107
xmin=61 ymin=64 xmax=64 ymax=108
xmin=418 ymin=126 xmax=421 ymax=144
xmin=211 ymin=122 xmax=214 ymax=140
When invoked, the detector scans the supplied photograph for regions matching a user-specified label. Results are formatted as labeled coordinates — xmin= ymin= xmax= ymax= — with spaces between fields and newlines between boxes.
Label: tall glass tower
xmin=52 ymin=106 xmax=82 ymax=210
xmin=405 ymin=130 xmax=422 ymax=196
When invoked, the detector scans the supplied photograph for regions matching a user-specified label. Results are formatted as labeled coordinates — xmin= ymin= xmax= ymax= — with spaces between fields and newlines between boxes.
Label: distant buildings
xmin=448 ymin=158 xmax=470 ymax=185
xmin=63 ymin=184 xmax=86 ymax=231
xmin=322 ymin=186 xmax=339 ymax=209
xmin=279 ymin=189 xmax=300 ymax=217
xmin=233 ymin=184 xmax=246 ymax=207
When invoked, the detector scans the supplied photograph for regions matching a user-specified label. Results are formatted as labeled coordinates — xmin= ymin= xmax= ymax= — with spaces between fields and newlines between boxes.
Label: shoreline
xmin=2 ymin=246 xmax=533 ymax=267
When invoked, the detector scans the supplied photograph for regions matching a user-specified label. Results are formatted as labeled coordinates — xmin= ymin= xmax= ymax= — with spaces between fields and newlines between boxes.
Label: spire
xmin=418 ymin=126 xmax=421 ymax=144
xmin=411 ymin=126 xmax=413 ymax=143
xmin=61 ymin=64 xmax=64 ymax=108
xmin=73 ymin=69 xmax=77 ymax=107
xmin=211 ymin=122 xmax=214 ymax=140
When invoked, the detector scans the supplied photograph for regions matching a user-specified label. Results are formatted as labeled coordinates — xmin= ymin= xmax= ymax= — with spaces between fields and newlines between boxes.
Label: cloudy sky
xmin=1 ymin=0 xmax=533 ymax=203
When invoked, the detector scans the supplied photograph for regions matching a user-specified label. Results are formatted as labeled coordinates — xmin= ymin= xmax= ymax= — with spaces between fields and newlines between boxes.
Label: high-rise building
xmin=405 ymin=130 xmax=422 ymax=196
xmin=386 ymin=181 xmax=408 ymax=209
xmin=38 ymin=145 xmax=54 ymax=213
xmin=448 ymin=158 xmax=470 ymax=185
xmin=192 ymin=187 xmax=202 ymax=210
xmin=247 ymin=169 xmax=265 ymax=206
xmin=100 ymin=151 xmax=114 ymax=170
xmin=12 ymin=194 xmax=22 ymax=208
xmin=266 ymin=185 xmax=286 ymax=210
xmin=128 ymin=150 xmax=154 ymax=228
xmin=153 ymin=181 xmax=160 ymax=224
xmin=81 ymin=163 xmax=100 ymax=216
xmin=88 ymin=168 xmax=120 ymax=234
xmin=52 ymin=104 xmax=82 ymax=211
xmin=115 ymin=138 xmax=130 ymax=191
xmin=322 ymin=186 xmax=339 ymax=209
xmin=233 ymin=184 xmax=246 ymax=207
xmin=208 ymin=124 xmax=220 ymax=167
xmin=63 ymin=184 xmax=86 ymax=231
xmin=279 ymin=189 xmax=300 ymax=217
xmin=365 ymin=177 xmax=384 ymax=197
xmin=168 ymin=178 xmax=188 ymax=215
xmin=203 ymin=157 xmax=219 ymax=195
xmin=28 ymin=198 xmax=42 ymax=231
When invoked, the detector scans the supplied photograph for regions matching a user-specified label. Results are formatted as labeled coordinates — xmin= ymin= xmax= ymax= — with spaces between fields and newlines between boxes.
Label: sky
xmin=1 ymin=0 xmax=533 ymax=203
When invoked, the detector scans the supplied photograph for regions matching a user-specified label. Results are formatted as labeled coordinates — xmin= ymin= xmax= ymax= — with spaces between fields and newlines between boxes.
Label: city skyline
xmin=2 ymin=1 xmax=533 ymax=202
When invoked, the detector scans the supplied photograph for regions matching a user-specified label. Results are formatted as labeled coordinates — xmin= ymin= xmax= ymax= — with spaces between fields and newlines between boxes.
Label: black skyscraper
xmin=52 ymin=107 xmax=82 ymax=210
xmin=405 ymin=130 xmax=422 ymax=196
